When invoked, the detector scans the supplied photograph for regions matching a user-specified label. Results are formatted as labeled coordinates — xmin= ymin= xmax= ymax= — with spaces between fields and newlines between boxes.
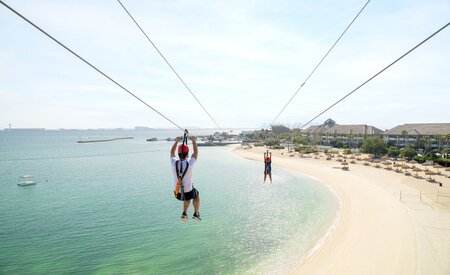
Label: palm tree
xmin=401 ymin=130 xmax=408 ymax=148
xmin=446 ymin=133 xmax=450 ymax=149
xmin=348 ymin=133 xmax=354 ymax=149
xmin=320 ymin=133 xmax=325 ymax=146
xmin=437 ymin=134 xmax=444 ymax=152
xmin=416 ymin=135 xmax=425 ymax=150
xmin=424 ymin=136 xmax=431 ymax=153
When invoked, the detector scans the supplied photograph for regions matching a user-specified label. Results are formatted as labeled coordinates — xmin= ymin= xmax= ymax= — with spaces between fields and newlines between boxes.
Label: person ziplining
xmin=264 ymin=150 xmax=272 ymax=183
xmin=170 ymin=130 xmax=201 ymax=222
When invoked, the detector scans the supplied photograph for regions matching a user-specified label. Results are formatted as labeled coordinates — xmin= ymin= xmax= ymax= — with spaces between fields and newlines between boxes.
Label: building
xmin=301 ymin=119 xmax=384 ymax=147
xmin=383 ymin=123 xmax=450 ymax=149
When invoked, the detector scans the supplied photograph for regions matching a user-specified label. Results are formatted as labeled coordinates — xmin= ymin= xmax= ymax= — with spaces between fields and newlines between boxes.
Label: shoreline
xmin=233 ymin=146 xmax=450 ymax=275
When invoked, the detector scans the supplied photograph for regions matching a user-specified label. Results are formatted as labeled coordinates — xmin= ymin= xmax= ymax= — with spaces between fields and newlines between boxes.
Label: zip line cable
xmin=272 ymin=0 xmax=371 ymax=124
xmin=0 ymin=0 xmax=184 ymax=131
xmin=300 ymin=21 xmax=450 ymax=129
xmin=117 ymin=0 xmax=221 ymax=129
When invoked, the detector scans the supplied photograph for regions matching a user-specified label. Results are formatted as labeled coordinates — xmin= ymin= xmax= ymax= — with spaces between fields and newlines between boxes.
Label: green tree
xmin=348 ymin=133 xmax=354 ymax=149
xmin=442 ymin=148 xmax=449 ymax=159
xmin=446 ymin=133 xmax=450 ymax=149
xmin=416 ymin=136 xmax=425 ymax=150
xmin=330 ymin=140 xmax=344 ymax=148
xmin=401 ymin=130 xmax=408 ymax=148
xmin=387 ymin=147 xmax=400 ymax=158
xmin=265 ymin=138 xmax=279 ymax=147
xmin=361 ymin=136 xmax=387 ymax=157
xmin=400 ymin=146 xmax=417 ymax=159
xmin=437 ymin=134 xmax=445 ymax=152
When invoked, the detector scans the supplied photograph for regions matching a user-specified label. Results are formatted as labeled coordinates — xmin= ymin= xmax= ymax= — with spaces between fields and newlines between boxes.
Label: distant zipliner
xmin=170 ymin=130 xmax=201 ymax=222
xmin=264 ymin=150 xmax=272 ymax=183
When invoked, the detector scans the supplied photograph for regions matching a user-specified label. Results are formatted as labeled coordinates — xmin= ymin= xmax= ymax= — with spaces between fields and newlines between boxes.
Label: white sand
xmin=233 ymin=146 xmax=450 ymax=275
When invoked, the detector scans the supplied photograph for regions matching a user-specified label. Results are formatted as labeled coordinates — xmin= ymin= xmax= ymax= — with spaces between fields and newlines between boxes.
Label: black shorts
xmin=175 ymin=187 xmax=199 ymax=201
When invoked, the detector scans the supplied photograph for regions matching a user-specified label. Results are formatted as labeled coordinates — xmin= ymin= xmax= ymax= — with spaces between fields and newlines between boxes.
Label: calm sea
xmin=0 ymin=130 xmax=339 ymax=274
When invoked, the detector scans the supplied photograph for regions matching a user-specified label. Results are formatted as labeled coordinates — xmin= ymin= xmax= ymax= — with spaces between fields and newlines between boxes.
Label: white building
xmin=301 ymin=119 xmax=383 ymax=147
xmin=383 ymin=123 xmax=450 ymax=149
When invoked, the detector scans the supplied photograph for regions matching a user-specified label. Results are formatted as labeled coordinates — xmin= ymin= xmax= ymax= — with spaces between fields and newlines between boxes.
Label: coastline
xmin=233 ymin=145 xmax=450 ymax=275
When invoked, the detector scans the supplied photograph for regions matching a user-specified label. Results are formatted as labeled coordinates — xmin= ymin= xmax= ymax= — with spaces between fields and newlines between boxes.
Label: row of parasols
xmin=321 ymin=153 xmax=450 ymax=181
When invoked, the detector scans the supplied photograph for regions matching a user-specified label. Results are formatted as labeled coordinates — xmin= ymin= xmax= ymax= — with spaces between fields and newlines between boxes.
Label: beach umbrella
xmin=398 ymin=158 xmax=407 ymax=165
xmin=401 ymin=165 xmax=411 ymax=175
xmin=393 ymin=163 xmax=401 ymax=167
xmin=433 ymin=164 xmax=443 ymax=173
xmin=337 ymin=154 xmax=343 ymax=158
xmin=422 ymin=163 xmax=432 ymax=170
xmin=383 ymin=161 xmax=392 ymax=168
xmin=350 ymin=156 xmax=356 ymax=159
xmin=445 ymin=167 xmax=450 ymax=172
xmin=341 ymin=161 xmax=349 ymax=170
xmin=425 ymin=171 xmax=437 ymax=181
xmin=372 ymin=160 xmax=381 ymax=168
xmin=412 ymin=167 xmax=422 ymax=176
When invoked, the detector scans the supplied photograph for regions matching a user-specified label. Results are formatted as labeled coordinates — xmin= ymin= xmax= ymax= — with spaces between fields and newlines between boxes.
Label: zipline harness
xmin=174 ymin=130 xmax=189 ymax=200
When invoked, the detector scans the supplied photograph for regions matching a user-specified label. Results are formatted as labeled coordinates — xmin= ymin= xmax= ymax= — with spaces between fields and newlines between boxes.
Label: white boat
xmin=18 ymin=175 xmax=36 ymax=186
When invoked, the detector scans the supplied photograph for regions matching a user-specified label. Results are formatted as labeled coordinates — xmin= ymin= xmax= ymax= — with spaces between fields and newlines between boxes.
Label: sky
xmin=0 ymin=0 xmax=449 ymax=130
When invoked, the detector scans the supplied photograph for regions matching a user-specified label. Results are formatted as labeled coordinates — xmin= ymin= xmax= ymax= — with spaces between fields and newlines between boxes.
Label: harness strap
xmin=175 ymin=160 xmax=189 ymax=183
xmin=174 ymin=129 xmax=190 ymax=200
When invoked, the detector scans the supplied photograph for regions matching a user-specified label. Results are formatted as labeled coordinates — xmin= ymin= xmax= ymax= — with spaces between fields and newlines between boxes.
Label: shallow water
xmin=0 ymin=130 xmax=338 ymax=274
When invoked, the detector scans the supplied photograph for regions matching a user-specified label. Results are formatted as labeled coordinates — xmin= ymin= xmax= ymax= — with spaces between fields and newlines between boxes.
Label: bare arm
xmin=190 ymin=136 xmax=198 ymax=160
xmin=170 ymin=137 xmax=181 ymax=157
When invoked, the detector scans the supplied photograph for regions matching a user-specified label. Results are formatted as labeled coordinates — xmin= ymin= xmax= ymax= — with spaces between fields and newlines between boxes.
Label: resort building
xmin=383 ymin=123 xmax=450 ymax=149
xmin=301 ymin=119 xmax=384 ymax=147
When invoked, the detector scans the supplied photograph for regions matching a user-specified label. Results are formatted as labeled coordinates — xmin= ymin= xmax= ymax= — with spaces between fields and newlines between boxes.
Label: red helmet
xmin=178 ymin=144 xmax=189 ymax=154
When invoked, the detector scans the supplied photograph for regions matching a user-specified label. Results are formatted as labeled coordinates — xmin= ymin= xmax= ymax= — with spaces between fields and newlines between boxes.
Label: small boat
xmin=18 ymin=175 xmax=36 ymax=186
xmin=146 ymin=137 xmax=158 ymax=142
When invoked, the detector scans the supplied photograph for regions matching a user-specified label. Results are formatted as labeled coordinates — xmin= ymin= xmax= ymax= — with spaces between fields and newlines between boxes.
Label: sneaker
xmin=192 ymin=212 xmax=201 ymax=221
xmin=181 ymin=212 xmax=188 ymax=222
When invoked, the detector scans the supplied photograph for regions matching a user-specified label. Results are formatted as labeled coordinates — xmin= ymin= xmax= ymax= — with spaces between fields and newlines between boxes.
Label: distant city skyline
xmin=1 ymin=0 xmax=449 ymax=130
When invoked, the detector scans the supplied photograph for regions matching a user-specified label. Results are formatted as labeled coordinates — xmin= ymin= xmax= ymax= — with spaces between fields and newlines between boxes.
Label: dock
xmin=77 ymin=137 xmax=133 ymax=143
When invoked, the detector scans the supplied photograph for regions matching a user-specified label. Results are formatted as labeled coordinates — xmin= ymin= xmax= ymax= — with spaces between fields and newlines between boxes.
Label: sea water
xmin=0 ymin=130 xmax=339 ymax=274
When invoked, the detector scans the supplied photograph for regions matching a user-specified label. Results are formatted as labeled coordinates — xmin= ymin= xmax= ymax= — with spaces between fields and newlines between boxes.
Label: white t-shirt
xmin=170 ymin=156 xmax=196 ymax=192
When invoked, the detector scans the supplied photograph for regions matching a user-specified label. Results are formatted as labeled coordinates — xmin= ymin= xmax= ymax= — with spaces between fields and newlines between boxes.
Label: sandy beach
xmin=233 ymin=146 xmax=450 ymax=275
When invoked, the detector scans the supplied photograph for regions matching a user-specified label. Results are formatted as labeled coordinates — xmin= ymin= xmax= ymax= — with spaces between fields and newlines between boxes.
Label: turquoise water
xmin=0 ymin=130 xmax=339 ymax=274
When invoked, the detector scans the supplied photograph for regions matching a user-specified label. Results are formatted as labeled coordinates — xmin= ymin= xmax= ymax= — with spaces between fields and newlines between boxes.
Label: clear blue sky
xmin=1 ymin=0 xmax=449 ymax=130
